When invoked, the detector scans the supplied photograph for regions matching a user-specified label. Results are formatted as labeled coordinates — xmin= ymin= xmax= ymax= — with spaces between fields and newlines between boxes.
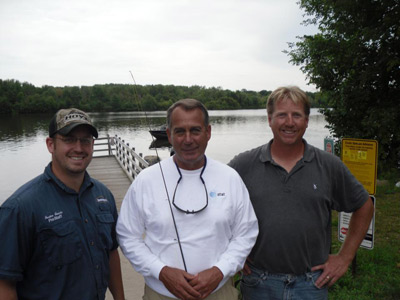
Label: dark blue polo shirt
xmin=0 ymin=163 xmax=118 ymax=300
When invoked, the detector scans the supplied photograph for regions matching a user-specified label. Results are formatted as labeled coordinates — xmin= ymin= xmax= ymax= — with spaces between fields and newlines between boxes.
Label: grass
xmin=328 ymin=181 xmax=400 ymax=299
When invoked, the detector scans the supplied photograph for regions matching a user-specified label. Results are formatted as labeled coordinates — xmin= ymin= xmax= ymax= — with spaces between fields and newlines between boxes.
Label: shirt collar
xmin=259 ymin=140 xmax=272 ymax=163
xmin=259 ymin=139 xmax=315 ymax=163
xmin=302 ymin=140 xmax=315 ymax=162
xmin=44 ymin=163 xmax=93 ymax=194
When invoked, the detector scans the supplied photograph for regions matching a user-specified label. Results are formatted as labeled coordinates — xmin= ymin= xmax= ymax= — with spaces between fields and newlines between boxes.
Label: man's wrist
xmin=211 ymin=266 xmax=224 ymax=281
xmin=337 ymin=251 xmax=355 ymax=266
xmin=159 ymin=266 xmax=170 ymax=280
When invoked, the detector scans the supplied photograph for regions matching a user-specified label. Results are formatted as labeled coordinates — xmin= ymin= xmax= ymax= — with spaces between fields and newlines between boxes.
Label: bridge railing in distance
xmin=93 ymin=134 xmax=115 ymax=157
xmin=113 ymin=135 xmax=150 ymax=182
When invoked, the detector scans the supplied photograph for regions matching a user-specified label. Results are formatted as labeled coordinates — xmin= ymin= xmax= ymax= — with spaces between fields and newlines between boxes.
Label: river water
xmin=0 ymin=109 xmax=329 ymax=203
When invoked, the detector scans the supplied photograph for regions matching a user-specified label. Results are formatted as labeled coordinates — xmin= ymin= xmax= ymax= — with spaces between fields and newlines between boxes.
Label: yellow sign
xmin=341 ymin=138 xmax=378 ymax=195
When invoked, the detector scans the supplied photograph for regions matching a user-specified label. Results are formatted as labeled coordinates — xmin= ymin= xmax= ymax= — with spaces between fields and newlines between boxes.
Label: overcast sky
xmin=0 ymin=0 xmax=318 ymax=92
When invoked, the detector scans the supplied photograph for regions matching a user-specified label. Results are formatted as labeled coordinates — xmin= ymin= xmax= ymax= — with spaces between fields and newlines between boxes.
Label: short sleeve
xmin=0 ymin=203 xmax=32 ymax=281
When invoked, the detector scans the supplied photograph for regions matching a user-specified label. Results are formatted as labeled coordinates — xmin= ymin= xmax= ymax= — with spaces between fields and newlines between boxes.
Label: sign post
xmin=324 ymin=137 xmax=335 ymax=154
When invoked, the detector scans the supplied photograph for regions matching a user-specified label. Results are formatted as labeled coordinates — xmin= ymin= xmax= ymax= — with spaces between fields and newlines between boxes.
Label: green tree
xmin=0 ymin=80 xmax=294 ymax=114
xmin=287 ymin=0 xmax=400 ymax=174
xmin=141 ymin=95 xmax=158 ymax=111
xmin=0 ymin=95 xmax=12 ymax=113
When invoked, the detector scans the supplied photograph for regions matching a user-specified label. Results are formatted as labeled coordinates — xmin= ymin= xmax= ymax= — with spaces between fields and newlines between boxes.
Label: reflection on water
xmin=150 ymin=139 xmax=171 ymax=149
xmin=0 ymin=113 xmax=52 ymax=142
xmin=0 ymin=109 xmax=329 ymax=203
xmin=91 ymin=111 xmax=167 ymax=134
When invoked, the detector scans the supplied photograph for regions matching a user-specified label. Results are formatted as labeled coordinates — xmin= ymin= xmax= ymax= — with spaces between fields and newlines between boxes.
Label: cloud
xmin=0 ymin=0 xmax=318 ymax=91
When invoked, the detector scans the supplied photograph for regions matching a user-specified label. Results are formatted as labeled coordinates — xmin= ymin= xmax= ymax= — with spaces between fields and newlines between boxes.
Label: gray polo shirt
xmin=229 ymin=139 xmax=369 ymax=274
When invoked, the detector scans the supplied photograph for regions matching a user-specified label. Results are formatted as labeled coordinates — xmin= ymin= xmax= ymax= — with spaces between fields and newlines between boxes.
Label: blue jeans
xmin=241 ymin=265 xmax=328 ymax=300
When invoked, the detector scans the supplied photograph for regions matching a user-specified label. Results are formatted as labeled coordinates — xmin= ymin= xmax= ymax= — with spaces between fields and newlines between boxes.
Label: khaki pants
xmin=143 ymin=278 xmax=239 ymax=300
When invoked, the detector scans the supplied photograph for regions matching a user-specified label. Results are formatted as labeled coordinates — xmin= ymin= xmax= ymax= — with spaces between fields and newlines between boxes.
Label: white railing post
xmin=110 ymin=135 xmax=149 ymax=182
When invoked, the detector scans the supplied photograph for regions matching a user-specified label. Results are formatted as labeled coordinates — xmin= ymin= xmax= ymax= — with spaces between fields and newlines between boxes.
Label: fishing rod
xmin=129 ymin=71 xmax=188 ymax=272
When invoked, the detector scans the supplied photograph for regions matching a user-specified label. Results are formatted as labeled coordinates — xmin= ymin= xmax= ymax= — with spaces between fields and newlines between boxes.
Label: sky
xmin=0 ymin=0 xmax=318 ymax=92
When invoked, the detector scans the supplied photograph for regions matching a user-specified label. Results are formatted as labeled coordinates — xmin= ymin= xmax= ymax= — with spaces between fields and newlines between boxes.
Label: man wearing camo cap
xmin=0 ymin=108 xmax=125 ymax=300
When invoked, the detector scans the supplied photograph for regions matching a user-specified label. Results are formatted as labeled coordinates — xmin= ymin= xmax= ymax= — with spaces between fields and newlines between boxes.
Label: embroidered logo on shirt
xmin=44 ymin=211 xmax=63 ymax=223
xmin=209 ymin=191 xmax=226 ymax=198
xmin=96 ymin=197 xmax=109 ymax=203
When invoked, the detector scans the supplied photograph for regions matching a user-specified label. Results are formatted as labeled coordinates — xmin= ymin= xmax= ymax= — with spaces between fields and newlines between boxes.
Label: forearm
xmin=338 ymin=197 xmax=374 ymax=262
xmin=0 ymin=279 xmax=17 ymax=300
xmin=108 ymin=249 xmax=125 ymax=300
xmin=117 ymin=188 xmax=166 ymax=279
xmin=216 ymin=191 xmax=258 ymax=277
xmin=312 ymin=197 xmax=374 ymax=288
xmin=117 ymin=228 xmax=166 ymax=279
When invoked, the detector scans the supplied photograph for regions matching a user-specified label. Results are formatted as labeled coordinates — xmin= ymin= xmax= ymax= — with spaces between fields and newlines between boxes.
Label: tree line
xmin=0 ymin=79 xmax=326 ymax=114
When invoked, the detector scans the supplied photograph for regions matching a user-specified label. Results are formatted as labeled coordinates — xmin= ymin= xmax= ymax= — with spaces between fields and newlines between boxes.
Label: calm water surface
xmin=0 ymin=109 xmax=329 ymax=203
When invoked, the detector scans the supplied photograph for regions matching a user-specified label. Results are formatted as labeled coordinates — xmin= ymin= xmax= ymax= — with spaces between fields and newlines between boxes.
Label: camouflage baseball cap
xmin=49 ymin=108 xmax=98 ymax=138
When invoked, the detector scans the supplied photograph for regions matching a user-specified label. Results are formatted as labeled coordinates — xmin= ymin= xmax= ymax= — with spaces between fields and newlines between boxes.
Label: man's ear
xmin=206 ymin=124 xmax=211 ymax=141
xmin=46 ymin=137 xmax=55 ymax=154
xmin=166 ymin=128 xmax=172 ymax=144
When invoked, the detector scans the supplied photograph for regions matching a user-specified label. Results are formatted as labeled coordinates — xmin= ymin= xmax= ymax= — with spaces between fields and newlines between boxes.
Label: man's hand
xmin=188 ymin=266 xmax=223 ymax=299
xmin=0 ymin=279 xmax=17 ymax=300
xmin=312 ymin=254 xmax=352 ymax=288
xmin=159 ymin=266 xmax=201 ymax=300
xmin=313 ymin=197 xmax=374 ymax=289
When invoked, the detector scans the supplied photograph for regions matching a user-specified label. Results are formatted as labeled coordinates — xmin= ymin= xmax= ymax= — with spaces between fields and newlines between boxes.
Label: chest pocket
xmin=39 ymin=221 xmax=83 ymax=268
xmin=96 ymin=213 xmax=115 ymax=250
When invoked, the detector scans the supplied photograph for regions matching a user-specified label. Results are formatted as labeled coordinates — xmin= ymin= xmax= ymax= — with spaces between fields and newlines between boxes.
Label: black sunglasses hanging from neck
xmin=172 ymin=156 xmax=208 ymax=214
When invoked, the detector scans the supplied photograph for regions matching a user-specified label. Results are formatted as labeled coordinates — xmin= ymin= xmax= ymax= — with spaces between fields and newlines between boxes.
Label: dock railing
xmin=93 ymin=134 xmax=149 ymax=182
xmin=93 ymin=135 xmax=115 ymax=157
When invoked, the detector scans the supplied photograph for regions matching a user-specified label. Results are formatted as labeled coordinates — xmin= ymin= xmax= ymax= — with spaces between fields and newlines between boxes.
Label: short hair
xmin=266 ymin=86 xmax=311 ymax=116
xmin=166 ymin=99 xmax=209 ymax=129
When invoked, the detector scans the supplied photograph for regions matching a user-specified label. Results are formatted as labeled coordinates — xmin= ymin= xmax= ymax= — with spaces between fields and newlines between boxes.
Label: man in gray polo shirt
xmin=229 ymin=86 xmax=374 ymax=300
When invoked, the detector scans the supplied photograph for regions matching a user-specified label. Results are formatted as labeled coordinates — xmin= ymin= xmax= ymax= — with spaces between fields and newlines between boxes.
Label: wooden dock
xmin=88 ymin=135 xmax=148 ymax=300
xmin=87 ymin=156 xmax=131 ymax=208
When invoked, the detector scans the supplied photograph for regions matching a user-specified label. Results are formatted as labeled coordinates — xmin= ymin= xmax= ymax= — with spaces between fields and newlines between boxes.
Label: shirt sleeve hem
xmin=149 ymin=261 xmax=167 ymax=279
xmin=0 ymin=270 xmax=23 ymax=282
xmin=214 ymin=261 xmax=232 ymax=278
